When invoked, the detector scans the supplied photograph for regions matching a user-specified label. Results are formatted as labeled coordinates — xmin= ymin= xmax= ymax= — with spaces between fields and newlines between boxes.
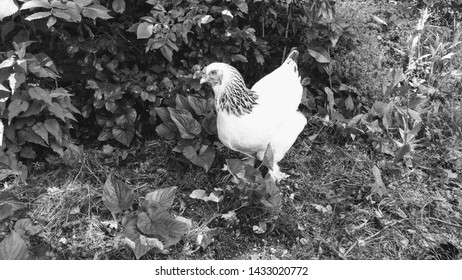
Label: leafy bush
xmin=0 ymin=40 xmax=81 ymax=178
xmin=102 ymin=174 xmax=190 ymax=259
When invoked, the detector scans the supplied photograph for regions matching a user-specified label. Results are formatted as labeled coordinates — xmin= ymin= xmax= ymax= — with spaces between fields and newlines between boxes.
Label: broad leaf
xmin=190 ymin=189 xmax=222 ymax=203
xmin=395 ymin=144 xmax=411 ymax=163
xmin=262 ymin=143 xmax=274 ymax=170
xmin=201 ymin=110 xmax=217 ymax=135
xmin=0 ymin=0 xmax=19 ymax=21
xmin=168 ymin=107 xmax=201 ymax=139
xmin=187 ymin=96 xmax=209 ymax=116
xmin=137 ymin=212 xmax=188 ymax=246
xmin=47 ymin=15 xmax=57 ymax=28
xmin=112 ymin=0 xmax=125 ymax=13
xmin=0 ymin=191 xmax=26 ymax=220
xmin=155 ymin=122 xmax=177 ymax=140
xmin=122 ymin=214 xmax=139 ymax=242
xmin=160 ymin=45 xmax=173 ymax=61
xmin=102 ymin=174 xmax=135 ymax=214
xmin=25 ymin=11 xmax=52 ymax=21
xmin=20 ymin=0 xmax=52 ymax=10
xmin=112 ymin=124 xmax=134 ymax=146
xmin=74 ymin=0 xmax=92 ymax=7
xmin=0 ymin=58 xmax=15 ymax=69
xmin=116 ymin=107 xmax=137 ymax=125
xmin=0 ymin=231 xmax=28 ymax=260
xmin=308 ymin=46 xmax=330 ymax=63
xmin=44 ymin=118 xmax=61 ymax=143
xmin=14 ymin=218 xmax=42 ymax=237
xmin=137 ymin=22 xmax=154 ymax=39
xmin=224 ymin=159 xmax=245 ymax=179
xmin=231 ymin=54 xmax=248 ymax=63
xmin=8 ymin=99 xmax=29 ymax=125
xmin=82 ymin=5 xmax=113 ymax=20
xmin=145 ymin=186 xmax=177 ymax=217
xmin=8 ymin=71 xmax=26 ymax=94
xmin=32 ymin=122 xmax=48 ymax=144
xmin=28 ymin=87 xmax=52 ymax=105
xmin=0 ymin=168 xmax=20 ymax=182
xmin=183 ymin=145 xmax=215 ymax=172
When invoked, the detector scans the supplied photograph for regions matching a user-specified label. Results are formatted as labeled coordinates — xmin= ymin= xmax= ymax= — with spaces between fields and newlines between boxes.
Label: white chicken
xmin=200 ymin=49 xmax=307 ymax=182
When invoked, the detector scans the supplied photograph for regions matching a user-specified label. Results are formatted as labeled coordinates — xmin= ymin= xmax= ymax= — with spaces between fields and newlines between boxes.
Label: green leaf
xmin=183 ymin=145 xmax=215 ymax=172
xmin=44 ymin=118 xmax=61 ymax=143
xmin=82 ymin=5 xmax=113 ymax=20
xmin=74 ymin=0 xmax=92 ymax=7
xmin=50 ymin=140 xmax=64 ymax=156
xmin=254 ymin=49 xmax=264 ymax=65
xmin=137 ymin=22 xmax=154 ymax=39
xmin=0 ymin=0 xmax=18 ymax=21
xmin=18 ymin=127 xmax=47 ymax=146
xmin=201 ymin=110 xmax=217 ymax=135
xmin=155 ymin=123 xmax=177 ymax=140
xmin=123 ymin=215 xmax=161 ymax=259
xmin=8 ymin=71 xmax=26 ymax=94
xmin=25 ymin=11 xmax=52 ymax=21
xmin=262 ymin=143 xmax=274 ymax=170
xmin=14 ymin=218 xmax=42 ymax=237
xmin=231 ymin=54 xmax=248 ymax=63
xmin=116 ymin=107 xmax=137 ymax=125
xmin=8 ymin=99 xmax=29 ymax=125
xmin=145 ymin=186 xmax=177 ymax=216
xmin=112 ymin=0 xmax=125 ymax=13
xmin=224 ymin=159 xmax=245 ymax=179
xmin=32 ymin=122 xmax=48 ymax=144
xmin=0 ymin=191 xmax=26 ymax=220
xmin=0 ymin=167 xmax=20 ymax=182
xmin=394 ymin=144 xmax=411 ymax=163
xmin=137 ymin=212 xmax=188 ymax=246
xmin=52 ymin=9 xmax=72 ymax=21
xmin=102 ymin=174 xmax=135 ymax=214
xmin=62 ymin=143 xmax=83 ymax=165
xmin=187 ymin=96 xmax=209 ymax=116
xmin=47 ymin=102 xmax=66 ymax=121
xmin=122 ymin=214 xmax=139 ymax=242
xmin=155 ymin=107 xmax=172 ymax=123
xmin=112 ymin=124 xmax=134 ymax=146
xmin=1 ymin=20 xmax=15 ymax=43
xmin=0 ymin=58 xmax=15 ymax=69
xmin=20 ymin=0 xmax=52 ymax=10
xmin=28 ymin=87 xmax=52 ymax=105
xmin=46 ymin=15 xmax=57 ymax=28
xmin=168 ymin=107 xmax=201 ymax=139
xmin=345 ymin=95 xmax=354 ymax=111
xmin=160 ymin=45 xmax=173 ymax=61
xmin=308 ymin=46 xmax=330 ymax=63
xmin=199 ymin=15 xmax=214 ymax=24
xmin=0 ymin=231 xmax=28 ymax=260
xmin=147 ymin=38 xmax=164 ymax=50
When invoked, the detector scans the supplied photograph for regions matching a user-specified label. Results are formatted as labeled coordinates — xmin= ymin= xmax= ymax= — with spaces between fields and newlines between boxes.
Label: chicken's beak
xmin=199 ymin=71 xmax=207 ymax=84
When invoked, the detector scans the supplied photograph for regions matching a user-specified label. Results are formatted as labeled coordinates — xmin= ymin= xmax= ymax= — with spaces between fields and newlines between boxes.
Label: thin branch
xmin=282 ymin=3 xmax=292 ymax=63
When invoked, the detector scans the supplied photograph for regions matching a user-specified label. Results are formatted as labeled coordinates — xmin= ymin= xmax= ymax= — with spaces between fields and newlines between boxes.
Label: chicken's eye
xmin=210 ymin=70 xmax=217 ymax=75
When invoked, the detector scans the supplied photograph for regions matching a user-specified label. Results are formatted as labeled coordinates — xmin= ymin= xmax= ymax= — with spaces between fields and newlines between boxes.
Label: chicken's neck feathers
xmin=214 ymin=65 xmax=258 ymax=117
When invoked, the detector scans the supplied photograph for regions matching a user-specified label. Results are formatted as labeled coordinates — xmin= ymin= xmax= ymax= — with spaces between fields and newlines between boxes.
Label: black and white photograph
xmin=0 ymin=0 xmax=461 ymax=277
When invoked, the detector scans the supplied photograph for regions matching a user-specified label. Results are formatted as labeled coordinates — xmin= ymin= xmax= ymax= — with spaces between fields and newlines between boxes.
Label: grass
xmin=8 ymin=105 xmax=461 ymax=260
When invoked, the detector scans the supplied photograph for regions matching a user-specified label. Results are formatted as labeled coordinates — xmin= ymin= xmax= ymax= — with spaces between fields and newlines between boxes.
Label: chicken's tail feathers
xmin=286 ymin=47 xmax=299 ymax=63
xmin=281 ymin=47 xmax=299 ymax=74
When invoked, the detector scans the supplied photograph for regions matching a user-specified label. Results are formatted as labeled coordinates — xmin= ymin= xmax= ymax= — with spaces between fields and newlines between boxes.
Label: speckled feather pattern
xmin=203 ymin=49 xmax=307 ymax=182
